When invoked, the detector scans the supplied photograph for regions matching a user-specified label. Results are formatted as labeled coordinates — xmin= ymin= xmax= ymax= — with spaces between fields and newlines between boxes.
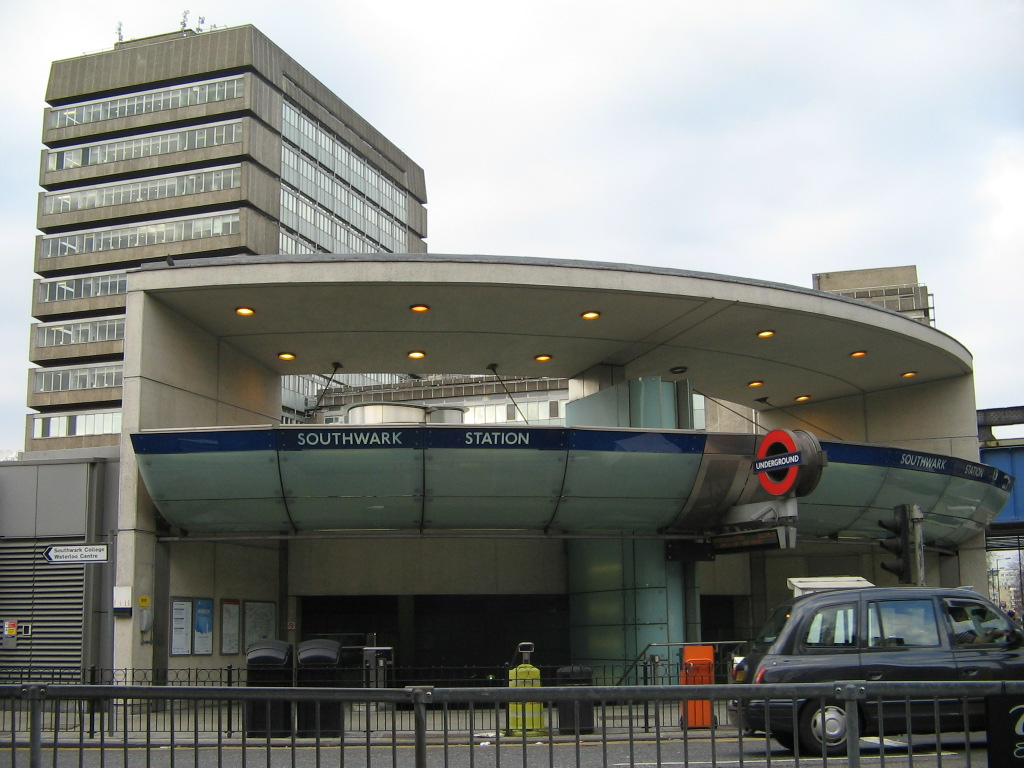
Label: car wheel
xmin=796 ymin=700 xmax=848 ymax=756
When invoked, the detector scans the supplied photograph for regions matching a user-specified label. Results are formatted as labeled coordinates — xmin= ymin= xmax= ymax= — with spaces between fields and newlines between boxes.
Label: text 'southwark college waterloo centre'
xmin=0 ymin=23 xmax=1013 ymax=677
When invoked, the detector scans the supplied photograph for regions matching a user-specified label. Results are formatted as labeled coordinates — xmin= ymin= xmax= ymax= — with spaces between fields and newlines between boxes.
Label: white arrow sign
xmin=43 ymin=544 xmax=108 ymax=563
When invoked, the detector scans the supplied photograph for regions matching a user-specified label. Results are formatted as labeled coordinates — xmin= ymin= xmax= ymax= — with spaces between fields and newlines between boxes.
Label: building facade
xmin=31 ymin=25 xmax=427 ymax=451
xmin=0 ymin=27 xmax=1012 ymax=677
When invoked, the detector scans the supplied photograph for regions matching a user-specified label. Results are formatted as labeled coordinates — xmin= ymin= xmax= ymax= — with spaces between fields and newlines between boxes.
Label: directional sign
xmin=43 ymin=544 xmax=108 ymax=563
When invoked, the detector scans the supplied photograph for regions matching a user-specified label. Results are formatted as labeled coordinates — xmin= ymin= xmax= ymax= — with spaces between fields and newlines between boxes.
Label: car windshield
xmin=754 ymin=603 xmax=793 ymax=647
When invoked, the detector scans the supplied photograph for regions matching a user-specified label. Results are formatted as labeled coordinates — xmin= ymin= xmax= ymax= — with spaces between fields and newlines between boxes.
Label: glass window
xmin=945 ymin=599 xmax=1014 ymax=646
xmin=38 ymin=273 xmax=128 ymax=303
xmin=802 ymin=603 xmax=856 ymax=648
xmin=867 ymin=599 xmax=940 ymax=647
xmin=32 ymin=410 xmax=122 ymax=439
xmin=41 ymin=212 xmax=240 ymax=258
xmin=49 ymin=77 xmax=244 ymax=128
xmin=46 ymin=122 xmax=242 ymax=172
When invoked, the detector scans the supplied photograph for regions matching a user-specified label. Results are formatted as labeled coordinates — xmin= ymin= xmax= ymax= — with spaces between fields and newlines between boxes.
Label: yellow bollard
xmin=506 ymin=663 xmax=546 ymax=736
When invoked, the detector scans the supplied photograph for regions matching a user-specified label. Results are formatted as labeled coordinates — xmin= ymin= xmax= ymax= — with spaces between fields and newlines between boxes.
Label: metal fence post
xmin=22 ymin=684 xmax=45 ymax=768
xmin=406 ymin=686 xmax=434 ymax=768
xmin=835 ymin=682 xmax=866 ymax=768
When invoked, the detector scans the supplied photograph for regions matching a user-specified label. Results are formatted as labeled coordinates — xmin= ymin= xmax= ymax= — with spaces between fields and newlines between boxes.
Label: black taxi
xmin=732 ymin=586 xmax=1024 ymax=755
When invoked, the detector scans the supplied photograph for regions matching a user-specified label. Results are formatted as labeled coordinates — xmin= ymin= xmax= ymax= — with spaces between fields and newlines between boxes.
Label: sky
xmin=0 ymin=0 xmax=1021 ymax=453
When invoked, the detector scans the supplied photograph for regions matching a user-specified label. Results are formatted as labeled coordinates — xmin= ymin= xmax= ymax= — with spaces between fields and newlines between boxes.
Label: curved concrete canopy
xmin=134 ymin=254 xmax=973 ymax=409
xmin=131 ymin=425 xmax=1011 ymax=549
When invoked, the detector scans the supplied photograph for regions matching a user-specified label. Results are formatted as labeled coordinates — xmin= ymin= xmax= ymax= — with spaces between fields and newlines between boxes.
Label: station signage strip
xmin=822 ymin=441 xmax=1013 ymax=491
xmin=134 ymin=427 xmax=709 ymax=455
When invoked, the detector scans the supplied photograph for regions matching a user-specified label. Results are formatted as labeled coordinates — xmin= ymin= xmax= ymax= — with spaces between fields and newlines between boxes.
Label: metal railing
xmin=2 ymin=680 xmax=1017 ymax=767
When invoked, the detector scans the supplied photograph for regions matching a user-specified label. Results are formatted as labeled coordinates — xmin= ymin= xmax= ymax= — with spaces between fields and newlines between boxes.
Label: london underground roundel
xmin=753 ymin=429 xmax=825 ymax=497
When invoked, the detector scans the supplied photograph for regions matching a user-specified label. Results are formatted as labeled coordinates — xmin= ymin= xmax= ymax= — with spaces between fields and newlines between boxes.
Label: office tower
xmin=31 ymin=25 xmax=427 ymax=450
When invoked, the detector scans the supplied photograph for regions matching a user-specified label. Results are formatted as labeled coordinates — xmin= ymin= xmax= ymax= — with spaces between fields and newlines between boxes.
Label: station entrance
xmin=300 ymin=594 xmax=570 ymax=683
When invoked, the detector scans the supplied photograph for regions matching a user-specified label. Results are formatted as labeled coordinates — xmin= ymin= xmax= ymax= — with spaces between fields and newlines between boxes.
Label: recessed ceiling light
xmin=850 ymin=350 xmax=867 ymax=358
xmin=581 ymin=311 xmax=600 ymax=320
xmin=747 ymin=380 xmax=765 ymax=388
xmin=795 ymin=395 xmax=811 ymax=402
xmin=534 ymin=354 xmax=553 ymax=362
xmin=756 ymin=330 xmax=775 ymax=338
xmin=408 ymin=350 xmax=426 ymax=359
xmin=409 ymin=304 xmax=430 ymax=313
xmin=278 ymin=352 xmax=296 ymax=361
xmin=235 ymin=307 xmax=255 ymax=316
xmin=901 ymin=371 xmax=917 ymax=378
xmin=669 ymin=366 xmax=688 ymax=375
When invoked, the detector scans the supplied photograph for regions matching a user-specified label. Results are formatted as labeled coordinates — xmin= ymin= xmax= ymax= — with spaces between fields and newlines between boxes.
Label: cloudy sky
xmin=0 ymin=0 xmax=1021 ymax=452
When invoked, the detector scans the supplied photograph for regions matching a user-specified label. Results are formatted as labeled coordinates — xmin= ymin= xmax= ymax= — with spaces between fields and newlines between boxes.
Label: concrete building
xmin=31 ymin=24 xmax=427 ymax=450
xmin=0 ymin=27 xmax=1013 ymax=677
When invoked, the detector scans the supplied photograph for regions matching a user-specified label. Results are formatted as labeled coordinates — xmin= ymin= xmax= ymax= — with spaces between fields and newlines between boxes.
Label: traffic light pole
xmin=909 ymin=504 xmax=925 ymax=586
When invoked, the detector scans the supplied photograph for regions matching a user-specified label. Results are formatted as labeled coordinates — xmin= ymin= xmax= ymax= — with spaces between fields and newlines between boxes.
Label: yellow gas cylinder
xmin=506 ymin=663 xmax=546 ymax=736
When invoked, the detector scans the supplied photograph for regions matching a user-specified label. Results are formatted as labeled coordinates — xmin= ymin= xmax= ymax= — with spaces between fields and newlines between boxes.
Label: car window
xmin=944 ymin=599 xmax=1014 ymax=646
xmin=753 ymin=604 xmax=792 ymax=647
xmin=867 ymin=599 xmax=940 ymax=647
xmin=801 ymin=602 xmax=856 ymax=648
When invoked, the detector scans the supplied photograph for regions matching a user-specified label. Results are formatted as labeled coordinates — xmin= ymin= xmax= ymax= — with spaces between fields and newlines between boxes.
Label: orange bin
xmin=678 ymin=645 xmax=715 ymax=728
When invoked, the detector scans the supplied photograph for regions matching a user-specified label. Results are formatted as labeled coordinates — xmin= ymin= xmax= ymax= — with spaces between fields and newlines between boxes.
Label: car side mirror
xmin=1008 ymin=628 xmax=1024 ymax=648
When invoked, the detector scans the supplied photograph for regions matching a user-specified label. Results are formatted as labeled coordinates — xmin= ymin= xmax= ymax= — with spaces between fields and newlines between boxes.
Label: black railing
xmin=1 ymin=680 xmax=1016 ymax=767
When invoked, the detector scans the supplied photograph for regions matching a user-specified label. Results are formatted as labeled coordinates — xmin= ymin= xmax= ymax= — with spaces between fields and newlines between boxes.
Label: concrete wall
xmin=115 ymin=287 xmax=282 ymax=668
xmin=164 ymin=540 xmax=281 ymax=672
xmin=288 ymin=538 xmax=567 ymax=596
xmin=759 ymin=376 xmax=980 ymax=461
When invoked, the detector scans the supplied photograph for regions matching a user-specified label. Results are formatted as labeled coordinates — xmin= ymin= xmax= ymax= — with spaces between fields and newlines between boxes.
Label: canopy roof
xmin=132 ymin=425 xmax=1011 ymax=549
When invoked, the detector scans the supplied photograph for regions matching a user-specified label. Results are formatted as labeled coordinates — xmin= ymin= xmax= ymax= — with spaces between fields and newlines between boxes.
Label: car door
xmin=945 ymin=597 xmax=1024 ymax=681
xmin=860 ymin=597 xmax=955 ymax=735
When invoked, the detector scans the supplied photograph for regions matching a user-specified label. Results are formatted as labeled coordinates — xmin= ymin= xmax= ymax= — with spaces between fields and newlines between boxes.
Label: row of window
xmin=38 ymin=272 xmax=127 ymax=303
xmin=32 ymin=410 xmax=122 ymax=439
xmin=463 ymin=400 xmax=567 ymax=425
xmin=279 ymin=230 xmax=317 ymax=255
xmin=49 ymin=76 xmax=244 ymax=128
xmin=47 ymin=122 xmax=243 ymax=172
xmin=41 ymin=212 xmax=240 ymax=258
xmin=281 ymin=102 xmax=408 ymax=222
xmin=281 ymin=147 xmax=406 ymax=252
xmin=36 ymin=317 xmax=125 ymax=348
xmin=35 ymin=364 xmax=123 ymax=393
xmin=44 ymin=166 xmax=242 ymax=214
xmin=280 ymin=190 xmax=381 ymax=255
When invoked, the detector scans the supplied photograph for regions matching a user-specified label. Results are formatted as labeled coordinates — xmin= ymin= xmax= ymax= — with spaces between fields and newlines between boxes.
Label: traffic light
xmin=879 ymin=504 xmax=913 ymax=584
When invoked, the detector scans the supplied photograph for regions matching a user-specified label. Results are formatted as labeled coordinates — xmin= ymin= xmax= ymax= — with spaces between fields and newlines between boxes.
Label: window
xmin=36 ymin=317 xmax=125 ymax=347
xmin=49 ymin=77 xmax=244 ymax=128
xmin=35 ymin=364 xmax=123 ymax=393
xmin=47 ymin=122 xmax=242 ymax=172
xmin=41 ymin=213 xmax=240 ymax=258
xmin=867 ymin=599 xmax=940 ymax=647
xmin=945 ymin=599 xmax=1014 ymax=646
xmin=32 ymin=410 xmax=122 ymax=439
xmin=43 ymin=166 xmax=241 ymax=214
xmin=802 ymin=603 xmax=856 ymax=648
xmin=39 ymin=273 xmax=127 ymax=303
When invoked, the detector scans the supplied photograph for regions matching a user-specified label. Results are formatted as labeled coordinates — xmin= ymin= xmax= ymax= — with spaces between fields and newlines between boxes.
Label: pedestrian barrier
xmin=1 ymin=680 xmax=1020 ymax=767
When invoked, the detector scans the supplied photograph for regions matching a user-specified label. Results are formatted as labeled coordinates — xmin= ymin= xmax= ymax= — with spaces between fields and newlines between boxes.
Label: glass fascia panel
xmin=424 ymin=447 xmax=566 ymax=498
xmin=136 ymin=452 xmax=281 ymax=501
xmin=279 ymin=450 xmax=421 ymax=498
xmin=562 ymin=451 xmax=702 ymax=499
xmin=551 ymin=497 xmax=682 ymax=533
xmin=287 ymin=497 xmax=423 ymax=531
xmin=156 ymin=498 xmax=292 ymax=533
xmin=420 ymin=495 xmax=558 ymax=530
xmin=870 ymin=468 xmax=949 ymax=511
xmin=802 ymin=463 xmax=888 ymax=506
